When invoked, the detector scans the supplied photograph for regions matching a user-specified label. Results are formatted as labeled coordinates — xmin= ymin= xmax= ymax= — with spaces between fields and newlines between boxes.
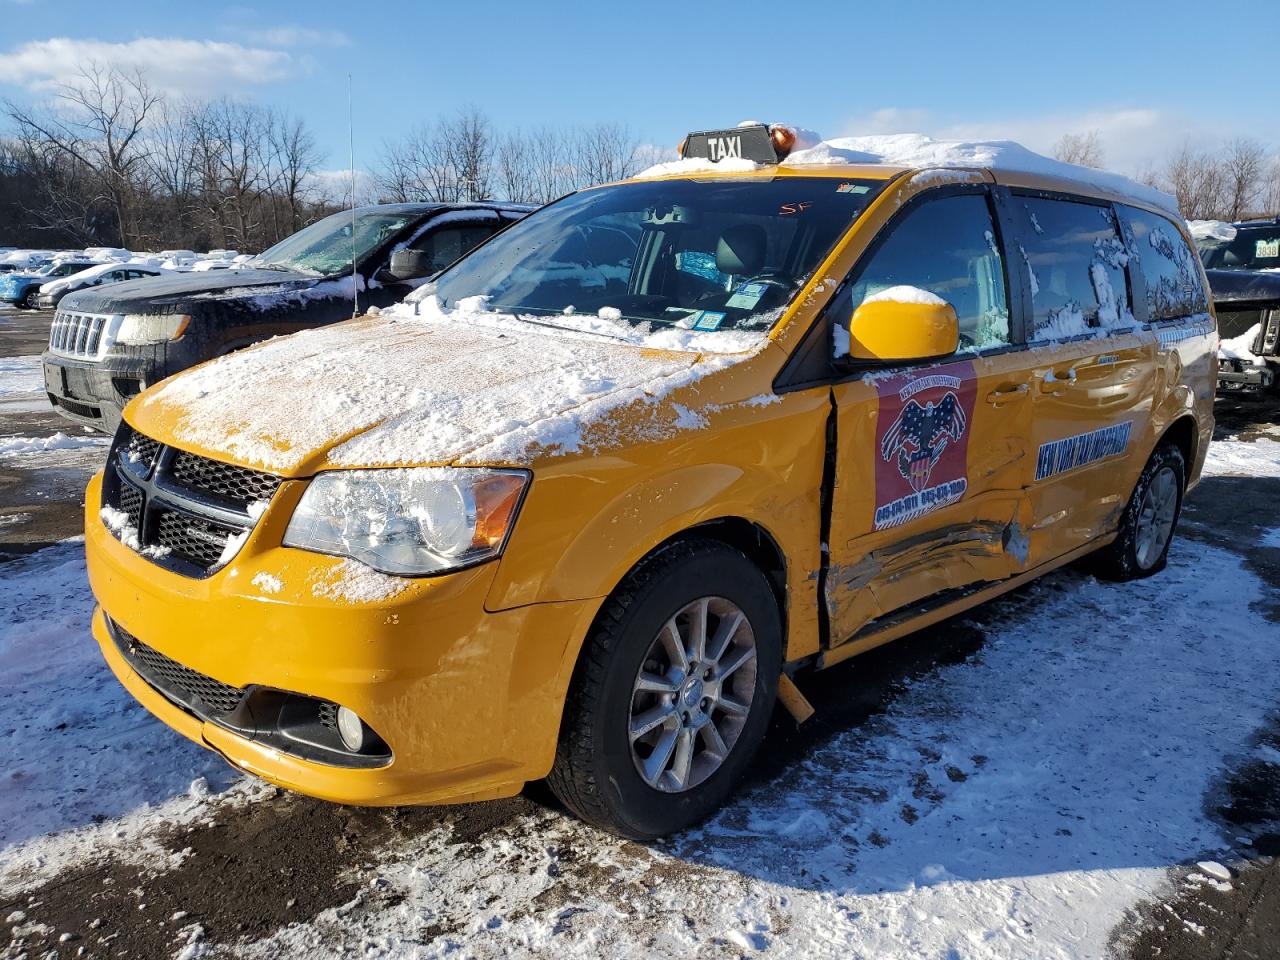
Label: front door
xmin=825 ymin=187 xmax=1037 ymax=647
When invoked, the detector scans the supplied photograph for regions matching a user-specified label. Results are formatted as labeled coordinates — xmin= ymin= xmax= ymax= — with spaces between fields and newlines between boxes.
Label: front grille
xmin=118 ymin=481 xmax=143 ymax=529
xmin=116 ymin=624 xmax=244 ymax=715
xmin=171 ymin=451 xmax=282 ymax=507
xmin=155 ymin=509 xmax=240 ymax=568
xmin=52 ymin=396 xmax=100 ymax=419
xmin=102 ymin=426 xmax=280 ymax=577
xmin=1264 ymin=310 xmax=1279 ymax=354
xmin=49 ymin=310 xmax=114 ymax=359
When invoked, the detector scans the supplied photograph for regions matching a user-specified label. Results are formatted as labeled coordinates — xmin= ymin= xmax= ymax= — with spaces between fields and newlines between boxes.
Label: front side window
xmin=253 ymin=209 xmax=418 ymax=277
xmin=1015 ymin=197 xmax=1133 ymax=340
xmin=431 ymin=177 xmax=883 ymax=334
xmin=844 ymin=192 xmax=1011 ymax=351
xmin=1121 ymin=206 xmax=1209 ymax=320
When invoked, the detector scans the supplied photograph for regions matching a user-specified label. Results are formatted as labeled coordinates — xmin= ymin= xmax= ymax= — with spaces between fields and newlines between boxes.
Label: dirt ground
xmin=1 ymin=308 xmax=1277 ymax=959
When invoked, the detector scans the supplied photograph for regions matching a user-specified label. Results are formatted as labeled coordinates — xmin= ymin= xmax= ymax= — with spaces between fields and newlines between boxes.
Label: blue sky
xmin=2 ymin=0 xmax=1277 ymax=179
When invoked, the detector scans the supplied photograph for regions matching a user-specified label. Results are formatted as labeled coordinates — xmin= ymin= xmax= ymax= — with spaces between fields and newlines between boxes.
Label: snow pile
xmin=1203 ymin=435 xmax=1280 ymax=478
xmin=0 ymin=542 xmax=241 ymax=884
xmin=864 ymin=285 xmax=947 ymax=307
xmin=0 ymin=431 xmax=110 ymax=458
xmin=637 ymin=131 xmax=1177 ymax=214
xmin=136 ymin=299 xmax=763 ymax=474
xmin=1187 ymin=219 xmax=1237 ymax=242
xmin=1218 ymin=323 xmax=1265 ymax=365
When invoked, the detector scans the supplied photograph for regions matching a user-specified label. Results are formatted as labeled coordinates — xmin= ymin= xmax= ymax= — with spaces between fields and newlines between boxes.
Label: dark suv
xmin=1198 ymin=217 xmax=1280 ymax=394
xmin=42 ymin=201 xmax=533 ymax=432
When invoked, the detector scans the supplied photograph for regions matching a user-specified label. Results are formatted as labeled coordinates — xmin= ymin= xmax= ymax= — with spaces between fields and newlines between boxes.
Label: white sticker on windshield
xmin=725 ymin=281 xmax=769 ymax=310
xmin=1256 ymin=238 xmax=1279 ymax=258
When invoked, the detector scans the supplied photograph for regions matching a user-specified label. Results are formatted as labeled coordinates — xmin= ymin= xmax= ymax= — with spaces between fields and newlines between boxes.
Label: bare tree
xmin=5 ymin=63 xmax=160 ymax=246
xmin=1221 ymin=137 xmax=1267 ymax=220
xmin=1053 ymin=131 xmax=1105 ymax=169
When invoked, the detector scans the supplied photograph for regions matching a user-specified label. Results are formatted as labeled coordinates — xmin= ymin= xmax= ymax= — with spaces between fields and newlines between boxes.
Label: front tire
xmin=19 ymin=289 xmax=39 ymax=310
xmin=1092 ymin=442 xmax=1185 ymax=581
xmin=548 ymin=539 xmax=781 ymax=839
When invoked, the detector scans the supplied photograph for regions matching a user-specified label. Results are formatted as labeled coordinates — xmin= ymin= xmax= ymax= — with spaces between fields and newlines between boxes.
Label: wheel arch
xmin=1157 ymin=414 xmax=1198 ymax=482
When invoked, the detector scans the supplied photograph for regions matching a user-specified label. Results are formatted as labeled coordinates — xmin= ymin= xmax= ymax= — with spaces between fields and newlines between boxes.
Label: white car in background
xmin=37 ymin=262 xmax=169 ymax=310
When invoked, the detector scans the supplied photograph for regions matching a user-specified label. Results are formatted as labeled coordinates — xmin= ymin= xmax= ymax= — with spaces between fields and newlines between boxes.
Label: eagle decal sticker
xmin=872 ymin=362 xmax=977 ymax=530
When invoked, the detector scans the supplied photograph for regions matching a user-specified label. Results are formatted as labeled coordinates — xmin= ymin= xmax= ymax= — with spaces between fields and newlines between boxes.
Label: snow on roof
xmin=1187 ymin=219 xmax=1238 ymax=243
xmin=635 ymin=131 xmax=1178 ymax=215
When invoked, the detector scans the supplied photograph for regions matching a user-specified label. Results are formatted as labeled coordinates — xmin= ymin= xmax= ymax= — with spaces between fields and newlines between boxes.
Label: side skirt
xmin=813 ymin=533 xmax=1116 ymax=671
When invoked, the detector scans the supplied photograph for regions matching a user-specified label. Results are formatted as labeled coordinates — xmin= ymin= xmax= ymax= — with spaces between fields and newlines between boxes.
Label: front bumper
xmin=42 ymin=349 xmax=157 ymax=433
xmin=85 ymin=471 xmax=599 ymax=806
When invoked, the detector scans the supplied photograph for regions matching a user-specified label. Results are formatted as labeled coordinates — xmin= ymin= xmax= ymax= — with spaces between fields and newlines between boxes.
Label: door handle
xmin=985 ymin=383 xmax=1029 ymax=405
xmin=1038 ymin=369 xmax=1077 ymax=394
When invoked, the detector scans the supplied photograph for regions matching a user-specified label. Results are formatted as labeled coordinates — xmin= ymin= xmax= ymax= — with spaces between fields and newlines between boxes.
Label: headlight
xmin=117 ymin=313 xmax=191 ymax=345
xmin=283 ymin=467 xmax=529 ymax=575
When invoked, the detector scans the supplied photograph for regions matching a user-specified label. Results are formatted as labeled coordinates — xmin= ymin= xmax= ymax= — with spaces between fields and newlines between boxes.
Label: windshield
xmin=432 ymin=177 xmax=882 ymax=333
xmin=252 ymin=209 xmax=418 ymax=276
xmin=1199 ymin=229 xmax=1280 ymax=272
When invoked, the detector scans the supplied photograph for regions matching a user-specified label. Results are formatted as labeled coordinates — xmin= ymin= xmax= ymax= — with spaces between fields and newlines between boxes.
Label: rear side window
xmin=1119 ymin=206 xmax=1208 ymax=321
xmin=844 ymin=192 xmax=1011 ymax=351
xmin=1013 ymin=197 xmax=1132 ymax=341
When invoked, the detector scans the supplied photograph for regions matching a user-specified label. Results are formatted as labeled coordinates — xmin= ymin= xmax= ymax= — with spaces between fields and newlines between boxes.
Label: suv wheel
xmin=1092 ymin=442 xmax=1185 ymax=581
xmin=548 ymin=539 xmax=781 ymax=839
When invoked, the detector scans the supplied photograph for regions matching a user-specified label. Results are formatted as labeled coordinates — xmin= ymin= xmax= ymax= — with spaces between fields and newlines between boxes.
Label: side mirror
xmin=384 ymin=248 xmax=436 ymax=283
xmin=844 ymin=294 xmax=959 ymax=363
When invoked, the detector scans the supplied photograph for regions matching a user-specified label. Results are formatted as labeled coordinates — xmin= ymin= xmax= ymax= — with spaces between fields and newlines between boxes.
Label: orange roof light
xmin=769 ymin=125 xmax=797 ymax=158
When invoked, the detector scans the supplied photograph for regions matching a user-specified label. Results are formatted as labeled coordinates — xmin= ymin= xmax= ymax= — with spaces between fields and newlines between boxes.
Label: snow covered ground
xmin=2 ymin=435 xmax=1279 ymax=958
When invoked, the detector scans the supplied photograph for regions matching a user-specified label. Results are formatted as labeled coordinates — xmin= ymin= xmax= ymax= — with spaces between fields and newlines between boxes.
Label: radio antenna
xmin=348 ymin=73 xmax=358 ymax=318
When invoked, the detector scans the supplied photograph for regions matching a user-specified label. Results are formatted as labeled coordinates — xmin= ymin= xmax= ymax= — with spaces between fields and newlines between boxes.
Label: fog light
xmin=336 ymin=706 xmax=365 ymax=752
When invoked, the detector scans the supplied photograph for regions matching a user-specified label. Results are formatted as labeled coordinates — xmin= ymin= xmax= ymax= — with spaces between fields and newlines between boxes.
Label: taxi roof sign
xmin=680 ymin=124 xmax=792 ymax=164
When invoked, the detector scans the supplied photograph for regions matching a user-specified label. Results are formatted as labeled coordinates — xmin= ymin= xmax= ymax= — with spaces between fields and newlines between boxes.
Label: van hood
xmin=127 ymin=312 xmax=740 ymax=476
xmin=59 ymin=267 xmax=340 ymax=315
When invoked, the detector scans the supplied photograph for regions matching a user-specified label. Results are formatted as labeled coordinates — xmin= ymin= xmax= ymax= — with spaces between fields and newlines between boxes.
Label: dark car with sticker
xmin=41 ymin=201 xmax=533 ymax=432
xmin=1196 ymin=216 xmax=1280 ymax=394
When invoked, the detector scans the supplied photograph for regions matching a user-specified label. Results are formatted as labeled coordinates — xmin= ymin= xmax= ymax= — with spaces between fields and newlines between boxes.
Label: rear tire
xmin=1091 ymin=442 xmax=1185 ymax=581
xmin=548 ymin=539 xmax=781 ymax=839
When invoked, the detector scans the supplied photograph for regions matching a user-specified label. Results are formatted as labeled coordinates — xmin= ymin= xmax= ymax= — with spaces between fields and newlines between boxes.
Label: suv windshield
xmin=1199 ymin=228 xmax=1280 ymax=272
xmin=252 ymin=209 xmax=418 ymax=276
xmin=432 ymin=177 xmax=882 ymax=333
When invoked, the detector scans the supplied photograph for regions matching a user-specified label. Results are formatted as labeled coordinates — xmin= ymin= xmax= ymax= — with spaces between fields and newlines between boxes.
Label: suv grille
xmin=49 ymin=310 xmax=115 ymax=359
xmin=171 ymin=450 xmax=281 ymax=507
xmin=114 ymin=623 xmax=244 ymax=715
xmin=101 ymin=426 xmax=281 ymax=577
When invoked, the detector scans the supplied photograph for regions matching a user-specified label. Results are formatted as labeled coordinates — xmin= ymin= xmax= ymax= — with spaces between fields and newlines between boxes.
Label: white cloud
xmin=837 ymin=106 xmax=1280 ymax=176
xmin=0 ymin=37 xmax=295 ymax=97
xmin=243 ymin=26 xmax=349 ymax=48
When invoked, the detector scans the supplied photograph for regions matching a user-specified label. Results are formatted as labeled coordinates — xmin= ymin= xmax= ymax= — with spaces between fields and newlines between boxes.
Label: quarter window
xmin=845 ymin=192 xmax=1011 ymax=351
xmin=1014 ymin=197 xmax=1133 ymax=341
xmin=1120 ymin=206 xmax=1208 ymax=321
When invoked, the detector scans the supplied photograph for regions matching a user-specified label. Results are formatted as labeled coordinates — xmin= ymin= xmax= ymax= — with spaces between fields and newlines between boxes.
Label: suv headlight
xmin=283 ymin=468 xmax=529 ymax=575
xmin=117 ymin=313 xmax=191 ymax=345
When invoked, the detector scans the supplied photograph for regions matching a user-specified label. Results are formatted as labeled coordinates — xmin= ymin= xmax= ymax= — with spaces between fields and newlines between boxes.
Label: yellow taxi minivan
xmin=85 ymin=125 xmax=1216 ymax=839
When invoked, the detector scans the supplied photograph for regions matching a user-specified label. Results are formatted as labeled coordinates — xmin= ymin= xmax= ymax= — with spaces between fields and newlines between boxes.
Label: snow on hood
xmin=130 ymin=299 xmax=763 ymax=475
xmin=635 ymin=131 xmax=1177 ymax=215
